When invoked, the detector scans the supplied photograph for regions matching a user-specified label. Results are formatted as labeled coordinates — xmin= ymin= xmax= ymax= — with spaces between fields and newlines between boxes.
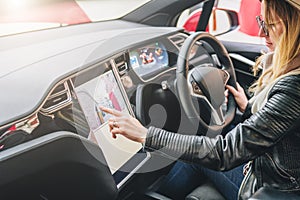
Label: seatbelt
xmin=196 ymin=0 xmax=215 ymax=31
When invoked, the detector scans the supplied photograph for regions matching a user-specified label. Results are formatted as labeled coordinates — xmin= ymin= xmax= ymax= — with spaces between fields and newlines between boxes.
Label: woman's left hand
xmin=226 ymin=82 xmax=248 ymax=113
xmin=100 ymin=106 xmax=148 ymax=144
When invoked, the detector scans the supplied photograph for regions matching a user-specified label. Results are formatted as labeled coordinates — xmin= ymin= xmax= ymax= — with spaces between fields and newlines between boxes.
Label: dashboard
xmin=0 ymin=20 xmax=191 ymax=190
xmin=0 ymin=16 xmax=244 ymax=199
xmin=1 ymin=17 xmax=228 ymax=197
xmin=0 ymin=21 xmax=185 ymax=128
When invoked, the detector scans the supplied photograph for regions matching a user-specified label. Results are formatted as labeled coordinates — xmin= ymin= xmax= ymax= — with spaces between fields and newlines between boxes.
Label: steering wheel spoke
xmin=211 ymin=106 xmax=225 ymax=126
xmin=189 ymin=80 xmax=225 ymax=126
xmin=190 ymin=92 xmax=225 ymax=126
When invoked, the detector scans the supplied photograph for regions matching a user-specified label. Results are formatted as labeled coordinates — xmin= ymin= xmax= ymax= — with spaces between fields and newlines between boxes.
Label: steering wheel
xmin=176 ymin=32 xmax=237 ymax=137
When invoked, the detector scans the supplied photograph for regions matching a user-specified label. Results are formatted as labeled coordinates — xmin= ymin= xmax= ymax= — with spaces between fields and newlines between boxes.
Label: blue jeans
xmin=158 ymin=161 xmax=244 ymax=200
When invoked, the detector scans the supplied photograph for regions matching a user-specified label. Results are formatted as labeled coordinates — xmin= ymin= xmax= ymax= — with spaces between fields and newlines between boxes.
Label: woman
xmin=102 ymin=0 xmax=300 ymax=199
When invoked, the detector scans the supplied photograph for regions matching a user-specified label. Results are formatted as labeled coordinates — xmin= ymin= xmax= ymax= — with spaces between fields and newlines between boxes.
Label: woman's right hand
xmin=225 ymin=82 xmax=248 ymax=113
xmin=100 ymin=106 xmax=148 ymax=144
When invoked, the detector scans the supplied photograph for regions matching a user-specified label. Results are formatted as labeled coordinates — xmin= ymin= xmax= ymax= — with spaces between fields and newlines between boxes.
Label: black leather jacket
xmin=144 ymin=75 xmax=300 ymax=197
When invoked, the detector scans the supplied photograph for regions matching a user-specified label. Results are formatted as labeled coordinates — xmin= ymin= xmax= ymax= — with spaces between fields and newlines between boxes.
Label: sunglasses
xmin=256 ymin=15 xmax=282 ymax=36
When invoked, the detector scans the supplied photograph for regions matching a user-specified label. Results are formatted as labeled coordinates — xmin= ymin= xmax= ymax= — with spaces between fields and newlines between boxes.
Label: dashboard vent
xmin=114 ymin=54 xmax=128 ymax=75
xmin=41 ymin=81 xmax=72 ymax=114
xmin=169 ymin=33 xmax=187 ymax=49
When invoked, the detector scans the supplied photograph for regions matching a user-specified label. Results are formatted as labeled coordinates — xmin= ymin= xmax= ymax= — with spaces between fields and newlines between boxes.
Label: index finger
xmin=100 ymin=106 xmax=122 ymax=117
xmin=226 ymin=85 xmax=238 ymax=95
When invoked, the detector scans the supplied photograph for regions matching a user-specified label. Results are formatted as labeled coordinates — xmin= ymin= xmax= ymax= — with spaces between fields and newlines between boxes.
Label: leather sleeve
xmin=241 ymin=102 xmax=252 ymax=121
xmin=144 ymin=75 xmax=300 ymax=171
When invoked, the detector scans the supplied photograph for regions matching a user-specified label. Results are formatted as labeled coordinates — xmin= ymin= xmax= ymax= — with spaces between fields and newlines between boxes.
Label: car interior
xmin=1 ymin=0 xmax=299 ymax=199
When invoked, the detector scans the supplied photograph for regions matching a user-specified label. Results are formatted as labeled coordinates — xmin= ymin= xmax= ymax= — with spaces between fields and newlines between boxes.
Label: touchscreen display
xmin=129 ymin=42 xmax=168 ymax=78
xmin=74 ymin=69 xmax=143 ymax=175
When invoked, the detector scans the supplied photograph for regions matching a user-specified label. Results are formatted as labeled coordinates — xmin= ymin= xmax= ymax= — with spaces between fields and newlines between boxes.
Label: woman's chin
xmin=266 ymin=42 xmax=274 ymax=51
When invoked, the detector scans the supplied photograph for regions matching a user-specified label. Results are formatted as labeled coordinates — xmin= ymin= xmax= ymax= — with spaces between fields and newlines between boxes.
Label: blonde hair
xmin=250 ymin=0 xmax=300 ymax=92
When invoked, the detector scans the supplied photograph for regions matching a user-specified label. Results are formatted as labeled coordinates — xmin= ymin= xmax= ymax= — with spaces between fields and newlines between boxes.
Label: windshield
xmin=0 ymin=0 xmax=151 ymax=36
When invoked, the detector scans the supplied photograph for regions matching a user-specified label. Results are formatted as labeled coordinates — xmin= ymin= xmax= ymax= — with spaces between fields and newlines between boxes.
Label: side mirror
xmin=209 ymin=8 xmax=239 ymax=35
xmin=180 ymin=8 xmax=239 ymax=35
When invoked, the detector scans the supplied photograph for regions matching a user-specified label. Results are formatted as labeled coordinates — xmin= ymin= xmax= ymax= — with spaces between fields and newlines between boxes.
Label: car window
xmin=177 ymin=0 xmax=264 ymax=44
